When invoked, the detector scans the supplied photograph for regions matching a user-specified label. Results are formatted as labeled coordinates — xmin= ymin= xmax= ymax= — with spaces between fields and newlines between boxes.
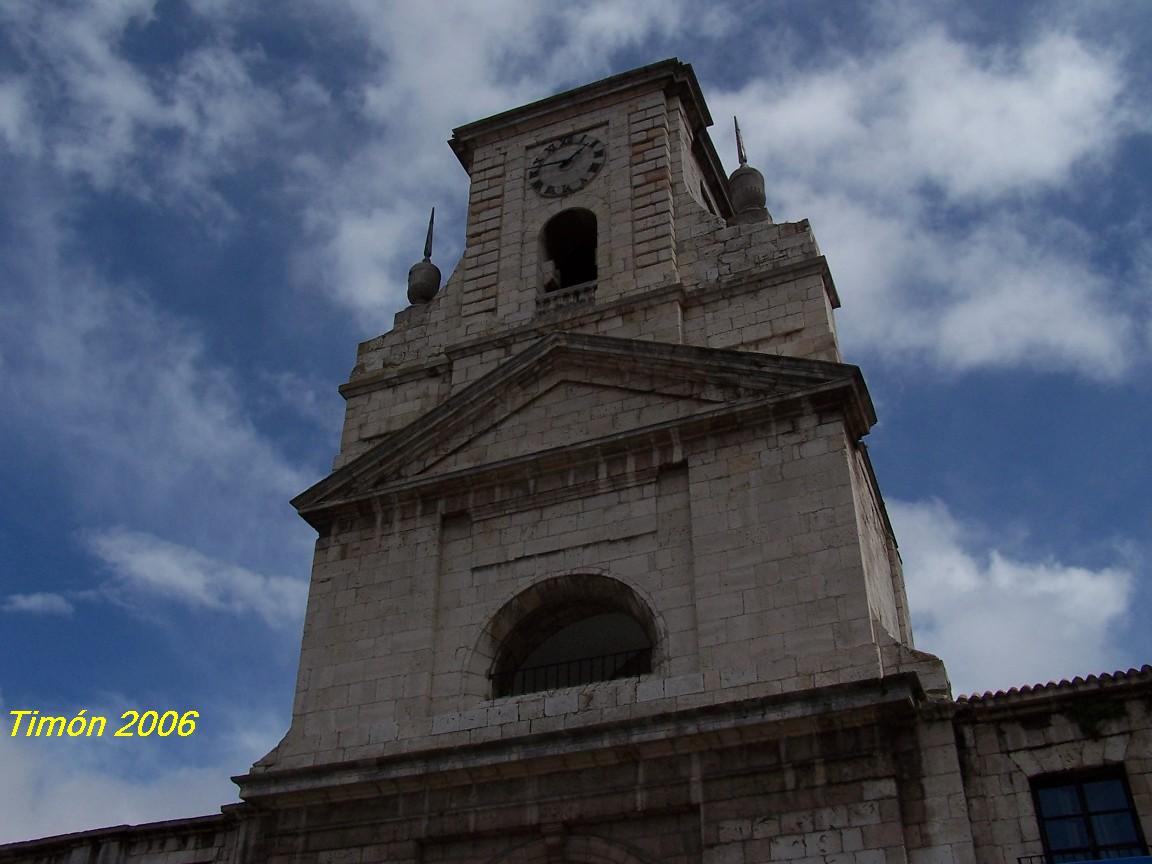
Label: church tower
xmin=236 ymin=58 xmax=963 ymax=864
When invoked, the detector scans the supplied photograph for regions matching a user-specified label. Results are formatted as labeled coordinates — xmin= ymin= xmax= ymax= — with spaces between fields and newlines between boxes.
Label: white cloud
xmin=718 ymin=30 xmax=1130 ymax=201
xmin=1 ymin=0 xmax=321 ymax=205
xmin=532 ymin=1 xmax=688 ymax=81
xmin=0 ymin=180 xmax=316 ymax=638
xmin=255 ymin=369 xmax=344 ymax=434
xmin=711 ymin=27 xmax=1147 ymax=377
xmin=0 ymin=187 xmax=313 ymax=554
xmin=315 ymin=201 xmax=430 ymax=319
xmin=349 ymin=0 xmax=687 ymax=140
xmin=4 ymin=0 xmax=165 ymax=188
xmin=896 ymin=34 xmax=1125 ymax=197
xmin=0 ymin=79 xmax=38 ymax=155
xmin=2 ymin=593 xmax=75 ymax=616
xmin=88 ymin=529 xmax=305 ymax=626
xmin=801 ymin=198 xmax=1138 ymax=376
xmin=890 ymin=498 xmax=1136 ymax=696
xmin=933 ymin=221 xmax=1133 ymax=372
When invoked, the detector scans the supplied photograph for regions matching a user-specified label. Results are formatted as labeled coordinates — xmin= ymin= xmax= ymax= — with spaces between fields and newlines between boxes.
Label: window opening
xmin=500 ymin=611 xmax=650 ymax=696
xmin=541 ymin=208 xmax=597 ymax=292
xmin=1032 ymin=769 xmax=1148 ymax=863
xmin=487 ymin=576 xmax=657 ymax=698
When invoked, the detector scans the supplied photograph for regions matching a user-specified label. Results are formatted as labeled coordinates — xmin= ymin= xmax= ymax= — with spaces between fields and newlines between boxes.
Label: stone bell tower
xmin=235 ymin=58 xmax=963 ymax=864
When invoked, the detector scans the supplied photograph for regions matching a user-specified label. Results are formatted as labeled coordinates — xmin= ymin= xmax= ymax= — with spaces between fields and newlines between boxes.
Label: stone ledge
xmin=234 ymin=673 xmax=925 ymax=807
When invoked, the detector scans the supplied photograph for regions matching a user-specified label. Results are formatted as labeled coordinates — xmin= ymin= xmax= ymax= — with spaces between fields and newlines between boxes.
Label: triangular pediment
xmin=410 ymin=378 xmax=719 ymax=480
xmin=293 ymin=333 xmax=871 ymax=518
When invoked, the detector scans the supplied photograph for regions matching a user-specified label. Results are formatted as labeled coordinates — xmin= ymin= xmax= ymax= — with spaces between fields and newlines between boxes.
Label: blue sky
xmin=1 ymin=0 xmax=1149 ymax=843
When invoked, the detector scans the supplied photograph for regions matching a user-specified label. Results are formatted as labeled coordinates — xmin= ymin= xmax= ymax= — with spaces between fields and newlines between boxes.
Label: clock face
xmin=529 ymin=133 xmax=606 ymax=197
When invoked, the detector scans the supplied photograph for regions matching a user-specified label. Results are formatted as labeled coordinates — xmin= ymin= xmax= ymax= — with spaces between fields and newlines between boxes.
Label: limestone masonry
xmin=4 ymin=59 xmax=1148 ymax=864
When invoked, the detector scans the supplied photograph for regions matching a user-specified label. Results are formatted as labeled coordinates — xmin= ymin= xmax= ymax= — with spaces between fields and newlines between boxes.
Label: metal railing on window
xmin=536 ymin=280 xmax=597 ymax=315
xmin=496 ymin=648 xmax=650 ymax=697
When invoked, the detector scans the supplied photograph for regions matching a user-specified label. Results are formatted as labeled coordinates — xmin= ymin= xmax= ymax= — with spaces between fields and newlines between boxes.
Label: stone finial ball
xmin=729 ymin=164 xmax=766 ymax=214
xmin=407 ymin=259 xmax=441 ymax=305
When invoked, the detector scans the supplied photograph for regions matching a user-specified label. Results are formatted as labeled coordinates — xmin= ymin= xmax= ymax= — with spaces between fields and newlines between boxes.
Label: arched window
xmin=540 ymin=209 xmax=597 ymax=292
xmin=487 ymin=574 xmax=656 ymax=697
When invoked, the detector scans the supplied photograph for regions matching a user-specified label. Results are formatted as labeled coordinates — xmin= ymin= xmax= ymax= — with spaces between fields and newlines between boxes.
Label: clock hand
xmin=558 ymin=142 xmax=590 ymax=168
xmin=537 ymin=146 xmax=589 ymax=169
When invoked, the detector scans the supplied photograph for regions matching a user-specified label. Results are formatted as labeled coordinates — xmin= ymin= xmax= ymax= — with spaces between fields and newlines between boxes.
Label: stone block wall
xmin=846 ymin=442 xmax=909 ymax=645
xmin=407 ymin=80 xmax=686 ymax=345
xmin=668 ymin=98 xmax=724 ymax=219
xmin=270 ymin=395 xmax=909 ymax=771
xmin=705 ymin=717 xmax=973 ymax=864
xmin=236 ymin=689 xmax=976 ymax=864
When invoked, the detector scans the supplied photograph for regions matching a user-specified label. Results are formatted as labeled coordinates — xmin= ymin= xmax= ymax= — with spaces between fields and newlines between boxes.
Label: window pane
xmin=1084 ymin=780 xmax=1129 ymax=813
xmin=1099 ymin=847 xmax=1145 ymax=859
xmin=1092 ymin=812 xmax=1139 ymax=845
xmin=1038 ymin=786 xmax=1083 ymax=818
xmin=1044 ymin=816 xmax=1091 ymax=851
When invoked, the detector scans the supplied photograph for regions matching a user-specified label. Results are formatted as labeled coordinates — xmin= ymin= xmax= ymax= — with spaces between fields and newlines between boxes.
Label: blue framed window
xmin=1032 ymin=769 xmax=1148 ymax=863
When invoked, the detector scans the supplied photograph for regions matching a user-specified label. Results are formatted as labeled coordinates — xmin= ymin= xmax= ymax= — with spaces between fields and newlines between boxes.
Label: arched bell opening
xmin=539 ymin=208 xmax=598 ymax=293
xmin=484 ymin=574 xmax=658 ymax=698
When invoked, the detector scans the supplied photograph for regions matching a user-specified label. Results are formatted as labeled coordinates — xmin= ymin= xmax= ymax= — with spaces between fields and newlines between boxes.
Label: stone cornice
xmin=449 ymin=59 xmax=710 ymax=172
xmin=296 ymin=332 xmax=874 ymax=527
xmin=299 ymin=382 xmax=869 ymax=531
xmin=233 ymin=673 xmax=925 ymax=808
